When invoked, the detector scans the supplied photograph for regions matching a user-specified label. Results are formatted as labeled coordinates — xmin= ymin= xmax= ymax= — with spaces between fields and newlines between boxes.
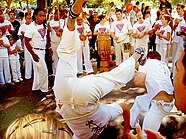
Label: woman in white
xmin=25 ymin=8 xmax=50 ymax=93
xmin=8 ymin=36 xmax=23 ymax=83
xmin=0 ymin=28 xmax=14 ymax=88
xmin=94 ymin=14 xmax=110 ymax=36
xmin=94 ymin=14 xmax=110 ymax=70
xmin=155 ymin=14 xmax=172 ymax=64
xmin=76 ymin=15 xmax=94 ymax=75
xmin=48 ymin=10 xmax=65 ymax=76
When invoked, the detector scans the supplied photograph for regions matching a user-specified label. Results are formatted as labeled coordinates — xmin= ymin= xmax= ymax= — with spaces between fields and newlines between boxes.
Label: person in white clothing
xmin=0 ymin=10 xmax=15 ymax=36
xmin=8 ymin=35 xmax=23 ymax=83
xmin=171 ymin=3 xmax=185 ymax=75
xmin=18 ymin=13 xmax=33 ymax=80
xmin=76 ymin=15 xmax=94 ymax=75
xmin=48 ymin=10 xmax=65 ymax=76
xmin=132 ymin=12 xmax=150 ymax=57
xmin=53 ymin=0 xmax=145 ymax=138
xmin=131 ymin=51 xmax=174 ymax=137
xmin=155 ymin=14 xmax=172 ymax=64
xmin=0 ymin=28 xmax=14 ymax=88
xmin=94 ymin=14 xmax=110 ymax=71
xmin=110 ymin=9 xmax=133 ymax=65
xmin=25 ymin=8 xmax=51 ymax=93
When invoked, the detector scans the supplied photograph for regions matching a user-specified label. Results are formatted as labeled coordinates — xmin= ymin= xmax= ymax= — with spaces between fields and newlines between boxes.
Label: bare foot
xmin=70 ymin=0 xmax=88 ymax=16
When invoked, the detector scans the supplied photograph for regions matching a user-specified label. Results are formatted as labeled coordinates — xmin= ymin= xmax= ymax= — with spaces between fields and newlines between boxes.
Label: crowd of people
xmin=1 ymin=0 xmax=186 ymax=138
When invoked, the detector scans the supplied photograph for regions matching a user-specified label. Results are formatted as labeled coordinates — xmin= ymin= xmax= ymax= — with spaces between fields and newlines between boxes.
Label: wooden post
xmin=37 ymin=0 xmax=45 ymax=9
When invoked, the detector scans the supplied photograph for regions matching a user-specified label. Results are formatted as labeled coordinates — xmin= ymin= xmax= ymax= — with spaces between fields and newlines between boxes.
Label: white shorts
xmin=56 ymin=102 xmax=123 ymax=139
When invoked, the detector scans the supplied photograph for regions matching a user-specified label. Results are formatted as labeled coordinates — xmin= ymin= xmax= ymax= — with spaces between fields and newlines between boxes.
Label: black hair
xmin=19 ymin=11 xmax=24 ymax=17
xmin=115 ymin=9 xmax=122 ymax=14
xmin=147 ymin=51 xmax=161 ymax=60
xmin=177 ymin=3 xmax=185 ymax=9
xmin=32 ymin=8 xmax=46 ymax=28
xmin=8 ymin=10 xmax=15 ymax=16
xmin=136 ymin=1 xmax=140 ymax=5
xmin=98 ymin=14 xmax=106 ymax=21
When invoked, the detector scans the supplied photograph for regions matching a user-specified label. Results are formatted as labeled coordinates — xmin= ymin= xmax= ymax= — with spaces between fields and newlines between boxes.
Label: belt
xmin=151 ymin=100 xmax=173 ymax=107
xmin=58 ymin=101 xmax=100 ymax=123
xmin=151 ymin=100 xmax=181 ymax=115
xmin=33 ymin=47 xmax=45 ymax=50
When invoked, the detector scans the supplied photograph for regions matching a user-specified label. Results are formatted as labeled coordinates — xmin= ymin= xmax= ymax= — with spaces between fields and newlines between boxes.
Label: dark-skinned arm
xmin=25 ymin=37 xmax=39 ymax=62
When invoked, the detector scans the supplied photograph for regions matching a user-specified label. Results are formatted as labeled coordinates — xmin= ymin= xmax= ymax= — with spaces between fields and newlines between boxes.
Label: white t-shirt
xmin=177 ymin=19 xmax=186 ymax=48
xmin=0 ymin=20 xmax=14 ymax=36
xmin=9 ymin=43 xmax=19 ymax=60
xmin=133 ymin=21 xmax=149 ymax=44
xmin=155 ymin=20 xmax=163 ymax=44
xmin=138 ymin=59 xmax=174 ymax=100
xmin=76 ymin=23 xmax=91 ymax=45
xmin=110 ymin=19 xmax=132 ymax=43
xmin=159 ymin=25 xmax=171 ymax=44
xmin=173 ymin=15 xmax=184 ymax=43
xmin=18 ymin=23 xmax=28 ymax=36
xmin=49 ymin=19 xmax=65 ymax=43
xmin=94 ymin=23 xmax=110 ymax=34
xmin=0 ymin=36 xmax=10 ymax=57
xmin=24 ymin=21 xmax=47 ymax=49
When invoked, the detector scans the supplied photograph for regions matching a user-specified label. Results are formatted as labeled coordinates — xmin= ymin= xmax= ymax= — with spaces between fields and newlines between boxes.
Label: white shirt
xmin=155 ymin=20 xmax=163 ymax=44
xmin=94 ymin=23 xmax=110 ymax=34
xmin=173 ymin=15 xmax=184 ymax=43
xmin=159 ymin=25 xmax=171 ymax=44
xmin=24 ymin=21 xmax=47 ymax=49
xmin=0 ymin=20 xmax=14 ymax=36
xmin=110 ymin=19 xmax=132 ymax=43
xmin=0 ymin=36 xmax=10 ymax=57
xmin=49 ymin=19 xmax=65 ymax=43
xmin=76 ymin=23 xmax=91 ymax=45
xmin=9 ymin=43 xmax=19 ymax=60
xmin=138 ymin=59 xmax=174 ymax=100
xmin=18 ymin=23 xmax=29 ymax=36
xmin=133 ymin=21 xmax=149 ymax=44
xmin=177 ymin=19 xmax=186 ymax=48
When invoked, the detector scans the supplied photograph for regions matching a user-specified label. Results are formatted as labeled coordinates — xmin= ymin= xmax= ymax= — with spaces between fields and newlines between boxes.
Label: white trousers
xmin=54 ymin=26 xmax=136 ymax=139
xmin=130 ymin=94 xmax=151 ymax=128
xmin=130 ymin=94 xmax=173 ymax=137
xmin=9 ymin=59 xmax=22 ymax=81
xmin=24 ymin=46 xmax=33 ymax=79
xmin=142 ymin=100 xmax=173 ymax=136
xmin=172 ymin=45 xmax=184 ymax=77
xmin=157 ymin=44 xmax=169 ymax=64
xmin=0 ymin=57 xmax=12 ymax=84
xmin=113 ymin=41 xmax=130 ymax=66
xmin=51 ymin=42 xmax=59 ymax=75
xmin=171 ymin=42 xmax=178 ymax=73
xmin=31 ymin=49 xmax=48 ymax=92
xmin=77 ymin=42 xmax=93 ymax=74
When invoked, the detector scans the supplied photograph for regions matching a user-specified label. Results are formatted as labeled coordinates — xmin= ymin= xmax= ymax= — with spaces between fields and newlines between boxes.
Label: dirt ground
xmin=0 ymin=61 xmax=184 ymax=139
xmin=0 ymin=60 xmax=145 ymax=138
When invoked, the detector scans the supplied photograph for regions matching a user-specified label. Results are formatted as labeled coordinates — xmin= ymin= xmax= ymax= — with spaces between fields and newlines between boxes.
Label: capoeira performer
xmin=155 ymin=14 xmax=172 ymax=64
xmin=130 ymin=51 xmax=174 ymax=137
xmin=76 ymin=15 xmax=94 ymax=75
xmin=48 ymin=10 xmax=65 ymax=76
xmin=53 ymin=0 xmax=144 ymax=138
xmin=110 ymin=9 xmax=133 ymax=65
xmin=132 ymin=11 xmax=150 ymax=57
xmin=18 ymin=13 xmax=33 ymax=80
xmin=25 ymin=8 xmax=51 ymax=93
